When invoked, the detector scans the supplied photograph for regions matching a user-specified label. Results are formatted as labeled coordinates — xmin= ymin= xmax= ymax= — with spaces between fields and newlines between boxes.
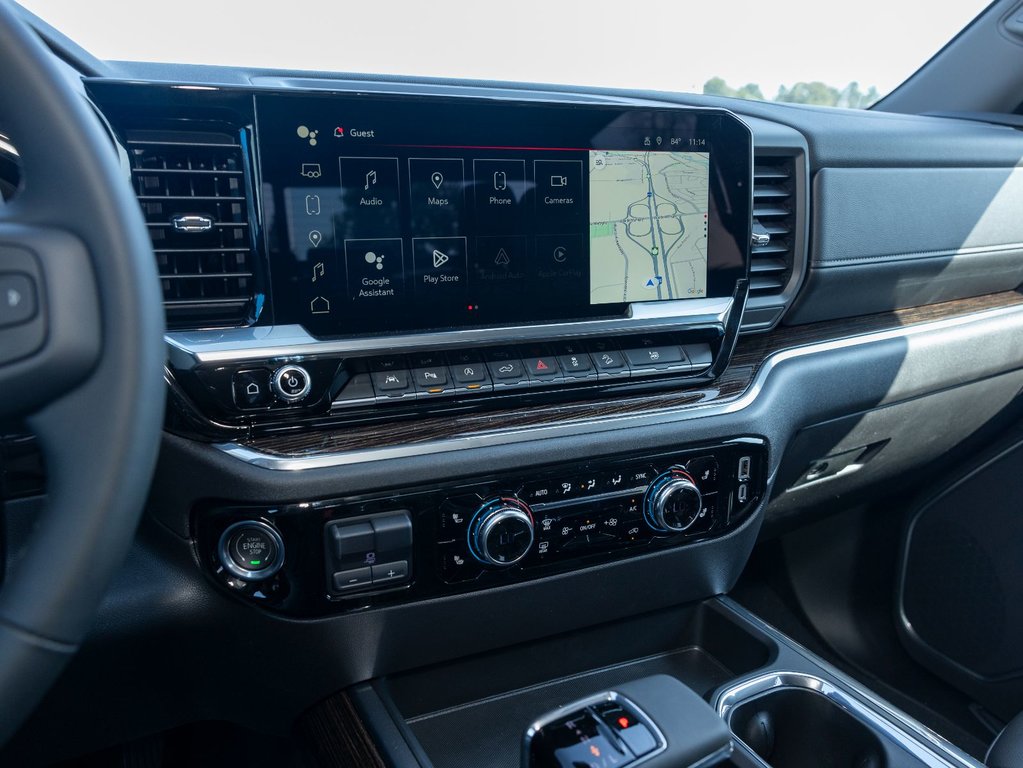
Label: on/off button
xmin=272 ymin=365 xmax=312 ymax=402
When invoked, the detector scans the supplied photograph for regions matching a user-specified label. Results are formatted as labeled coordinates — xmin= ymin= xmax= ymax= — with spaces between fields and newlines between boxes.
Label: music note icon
xmin=364 ymin=170 xmax=377 ymax=190
xmin=312 ymin=262 xmax=324 ymax=282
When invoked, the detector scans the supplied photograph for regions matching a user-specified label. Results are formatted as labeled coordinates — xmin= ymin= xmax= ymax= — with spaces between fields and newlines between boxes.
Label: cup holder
xmin=718 ymin=674 xmax=940 ymax=768
xmin=730 ymin=687 xmax=885 ymax=767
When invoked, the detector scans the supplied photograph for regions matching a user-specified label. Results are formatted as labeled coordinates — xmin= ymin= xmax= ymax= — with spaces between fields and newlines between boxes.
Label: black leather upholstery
xmin=988 ymin=713 xmax=1023 ymax=767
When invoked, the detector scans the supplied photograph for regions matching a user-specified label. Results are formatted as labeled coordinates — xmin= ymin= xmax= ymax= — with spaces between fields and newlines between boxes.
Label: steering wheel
xmin=0 ymin=2 xmax=165 ymax=745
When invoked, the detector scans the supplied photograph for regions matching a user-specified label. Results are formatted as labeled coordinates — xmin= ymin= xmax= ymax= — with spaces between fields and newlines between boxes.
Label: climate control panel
xmin=196 ymin=438 xmax=767 ymax=616
xmin=434 ymin=444 xmax=759 ymax=586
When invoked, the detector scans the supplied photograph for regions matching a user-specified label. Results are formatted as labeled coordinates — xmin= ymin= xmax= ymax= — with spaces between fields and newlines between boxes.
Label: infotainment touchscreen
xmin=256 ymin=93 xmax=751 ymax=336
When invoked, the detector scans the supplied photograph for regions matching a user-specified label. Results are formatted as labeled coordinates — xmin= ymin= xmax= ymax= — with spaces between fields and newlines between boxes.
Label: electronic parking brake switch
xmin=326 ymin=511 xmax=413 ymax=594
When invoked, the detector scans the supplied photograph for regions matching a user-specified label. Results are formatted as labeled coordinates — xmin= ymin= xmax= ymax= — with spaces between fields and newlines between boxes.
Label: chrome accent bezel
xmin=164 ymin=297 xmax=734 ymax=368
xmin=718 ymin=672 xmax=972 ymax=768
xmin=216 ymin=520 xmax=286 ymax=581
xmin=649 ymin=474 xmax=702 ymax=532
xmin=476 ymin=507 xmax=534 ymax=567
xmin=271 ymin=364 xmax=312 ymax=402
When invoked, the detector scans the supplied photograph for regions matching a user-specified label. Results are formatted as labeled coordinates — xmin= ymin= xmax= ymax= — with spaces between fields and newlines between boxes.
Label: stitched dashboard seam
xmin=812 ymin=241 xmax=1023 ymax=267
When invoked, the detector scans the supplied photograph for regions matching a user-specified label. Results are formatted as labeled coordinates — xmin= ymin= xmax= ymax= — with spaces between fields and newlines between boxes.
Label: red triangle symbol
xmin=536 ymin=359 xmax=548 ymax=371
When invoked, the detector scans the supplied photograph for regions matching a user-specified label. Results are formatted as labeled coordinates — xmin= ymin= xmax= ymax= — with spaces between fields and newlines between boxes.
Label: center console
xmin=197 ymin=438 xmax=766 ymax=616
xmin=328 ymin=599 xmax=984 ymax=768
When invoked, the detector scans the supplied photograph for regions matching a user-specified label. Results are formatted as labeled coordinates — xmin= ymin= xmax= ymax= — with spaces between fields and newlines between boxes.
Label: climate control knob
xmin=644 ymin=467 xmax=703 ymax=533
xmin=468 ymin=497 xmax=535 ymax=567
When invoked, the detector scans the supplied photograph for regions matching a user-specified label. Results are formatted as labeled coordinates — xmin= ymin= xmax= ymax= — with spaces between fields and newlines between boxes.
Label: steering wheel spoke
xmin=0 ymin=225 xmax=101 ymax=420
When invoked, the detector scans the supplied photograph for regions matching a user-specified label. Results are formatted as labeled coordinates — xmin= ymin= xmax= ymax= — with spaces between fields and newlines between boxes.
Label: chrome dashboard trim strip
xmin=212 ymin=301 xmax=1023 ymax=470
xmin=714 ymin=598 xmax=984 ymax=768
xmin=164 ymin=297 xmax=734 ymax=368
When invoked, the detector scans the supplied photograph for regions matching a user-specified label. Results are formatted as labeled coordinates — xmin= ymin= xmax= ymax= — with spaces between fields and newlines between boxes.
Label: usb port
xmin=738 ymin=484 xmax=749 ymax=504
xmin=738 ymin=456 xmax=751 ymax=482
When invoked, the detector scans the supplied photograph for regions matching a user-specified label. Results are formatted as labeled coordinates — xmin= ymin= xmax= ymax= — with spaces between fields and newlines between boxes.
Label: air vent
xmin=128 ymin=134 xmax=255 ymax=330
xmin=750 ymin=154 xmax=797 ymax=297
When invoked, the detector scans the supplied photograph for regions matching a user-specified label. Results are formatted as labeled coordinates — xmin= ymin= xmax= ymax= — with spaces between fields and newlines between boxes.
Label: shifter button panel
xmin=524 ymin=692 xmax=665 ymax=768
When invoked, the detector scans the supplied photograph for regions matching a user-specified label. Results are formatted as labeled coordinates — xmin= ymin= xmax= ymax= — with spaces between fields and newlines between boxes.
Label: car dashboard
xmin=4 ymin=44 xmax=1023 ymax=768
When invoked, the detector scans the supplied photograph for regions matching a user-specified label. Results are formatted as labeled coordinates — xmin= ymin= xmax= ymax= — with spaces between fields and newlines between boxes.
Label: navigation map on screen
xmin=588 ymin=150 xmax=710 ymax=304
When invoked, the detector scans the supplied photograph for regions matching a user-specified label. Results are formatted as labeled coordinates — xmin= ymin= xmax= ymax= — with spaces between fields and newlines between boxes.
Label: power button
xmin=271 ymin=364 xmax=312 ymax=402
xmin=217 ymin=521 xmax=285 ymax=581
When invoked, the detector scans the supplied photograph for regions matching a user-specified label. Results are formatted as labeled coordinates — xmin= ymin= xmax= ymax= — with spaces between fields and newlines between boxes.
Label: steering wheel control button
xmin=271 ymin=364 xmax=312 ymax=402
xmin=232 ymin=368 xmax=273 ymax=409
xmin=0 ymin=273 xmax=37 ymax=328
xmin=333 ymin=567 xmax=373 ymax=591
xmin=217 ymin=521 xmax=285 ymax=581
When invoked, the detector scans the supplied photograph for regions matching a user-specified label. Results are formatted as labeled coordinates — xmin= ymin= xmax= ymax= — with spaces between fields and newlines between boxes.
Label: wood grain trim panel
xmin=297 ymin=691 xmax=388 ymax=768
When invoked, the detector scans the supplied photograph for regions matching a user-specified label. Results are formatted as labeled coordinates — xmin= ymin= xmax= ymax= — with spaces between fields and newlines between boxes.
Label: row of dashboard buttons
xmin=533 ymin=491 xmax=720 ymax=558
xmin=333 ymin=339 xmax=714 ymax=407
xmin=437 ymin=457 xmax=718 ymax=538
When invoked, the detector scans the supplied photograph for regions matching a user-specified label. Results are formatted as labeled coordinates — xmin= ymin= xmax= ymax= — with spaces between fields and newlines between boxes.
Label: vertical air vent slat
xmin=750 ymin=155 xmax=797 ymax=297
xmin=128 ymin=134 xmax=255 ymax=330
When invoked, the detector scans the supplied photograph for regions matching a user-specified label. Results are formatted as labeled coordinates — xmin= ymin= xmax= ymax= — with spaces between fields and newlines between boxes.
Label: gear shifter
xmin=522 ymin=675 xmax=731 ymax=768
